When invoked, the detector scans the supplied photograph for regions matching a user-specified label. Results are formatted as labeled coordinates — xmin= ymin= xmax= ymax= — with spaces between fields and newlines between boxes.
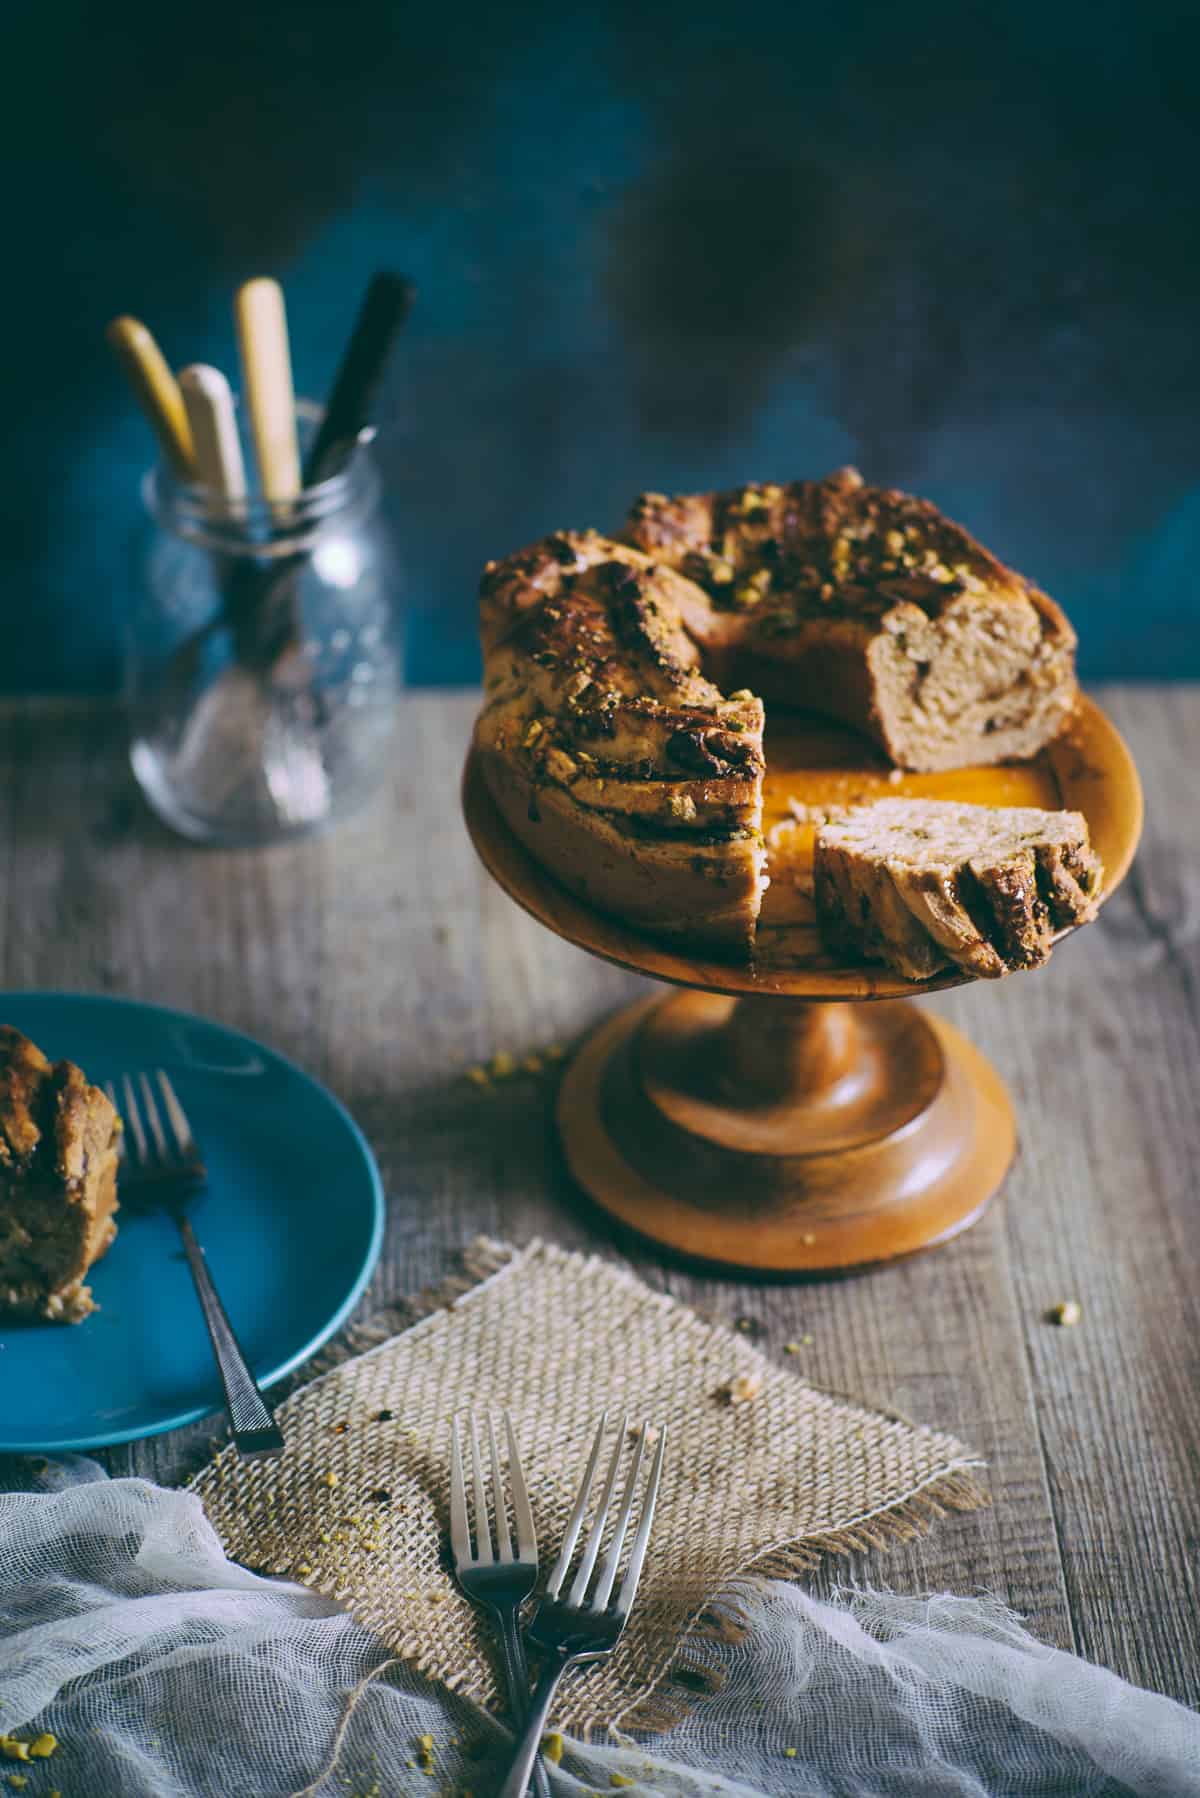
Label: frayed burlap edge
xmin=622 ymin=1462 xmax=988 ymax=1735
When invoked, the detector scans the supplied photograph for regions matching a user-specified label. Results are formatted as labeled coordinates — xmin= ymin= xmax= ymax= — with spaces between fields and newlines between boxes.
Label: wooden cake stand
xmin=463 ymin=697 xmax=1142 ymax=1274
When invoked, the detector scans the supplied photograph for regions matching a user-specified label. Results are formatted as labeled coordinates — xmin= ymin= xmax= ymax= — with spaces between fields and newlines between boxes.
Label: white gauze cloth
xmin=0 ymin=1463 xmax=1197 ymax=1797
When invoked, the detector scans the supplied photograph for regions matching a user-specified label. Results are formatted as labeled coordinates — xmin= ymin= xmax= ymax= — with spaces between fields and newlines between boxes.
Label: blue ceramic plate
xmin=0 ymin=993 xmax=384 ymax=1453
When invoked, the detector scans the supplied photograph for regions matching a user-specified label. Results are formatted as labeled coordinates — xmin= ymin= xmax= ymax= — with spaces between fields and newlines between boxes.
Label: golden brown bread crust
xmin=0 ymin=1025 xmax=121 ymax=1322
xmin=478 ymin=532 xmax=767 ymax=953
xmin=814 ymin=800 xmax=1103 ymax=981
xmin=625 ymin=469 xmax=1078 ymax=773
xmin=478 ymin=747 xmax=765 ymax=948
xmin=475 ymin=469 xmax=1079 ymax=956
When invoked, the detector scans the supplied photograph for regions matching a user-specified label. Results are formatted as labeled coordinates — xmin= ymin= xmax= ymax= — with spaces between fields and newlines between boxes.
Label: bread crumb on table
xmin=465 ymin=1043 xmax=568 ymax=1088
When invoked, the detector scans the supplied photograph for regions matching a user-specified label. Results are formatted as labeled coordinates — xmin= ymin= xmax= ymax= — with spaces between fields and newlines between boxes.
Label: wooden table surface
xmin=1 ymin=686 xmax=1196 ymax=1709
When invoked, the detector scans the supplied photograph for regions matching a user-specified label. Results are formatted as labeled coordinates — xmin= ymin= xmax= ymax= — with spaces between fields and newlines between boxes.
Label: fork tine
xmin=468 ymin=1415 xmax=494 ymax=1565
xmin=591 ymin=1420 xmax=649 ymax=1610
xmin=156 ymin=1071 xmax=200 ymax=1162
xmin=613 ymin=1425 xmax=666 ymax=1619
xmin=138 ymin=1072 xmax=170 ymax=1161
xmin=487 ymin=1414 xmax=513 ymax=1560
xmin=505 ymin=1411 xmax=537 ymax=1566
xmin=545 ymin=1410 xmax=608 ymax=1598
xmin=449 ymin=1417 xmax=473 ymax=1565
xmin=567 ymin=1414 xmax=628 ymax=1608
xmin=121 ymin=1075 xmax=149 ymax=1165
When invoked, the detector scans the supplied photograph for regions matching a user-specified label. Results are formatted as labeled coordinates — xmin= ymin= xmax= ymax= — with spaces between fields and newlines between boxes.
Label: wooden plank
xmin=0 ymin=689 xmax=1195 ymax=1707
xmin=988 ymin=682 xmax=1200 ymax=1705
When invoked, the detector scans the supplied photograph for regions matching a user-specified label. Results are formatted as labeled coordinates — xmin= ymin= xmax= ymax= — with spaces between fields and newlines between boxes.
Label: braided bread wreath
xmin=473 ymin=468 xmax=1077 ymax=957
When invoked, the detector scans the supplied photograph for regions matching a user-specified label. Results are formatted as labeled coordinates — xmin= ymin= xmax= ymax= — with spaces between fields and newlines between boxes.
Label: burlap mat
xmin=191 ymin=1239 xmax=986 ymax=1738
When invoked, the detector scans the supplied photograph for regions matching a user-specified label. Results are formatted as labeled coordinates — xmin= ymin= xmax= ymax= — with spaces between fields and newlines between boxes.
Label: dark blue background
xmin=11 ymin=0 xmax=1200 ymax=688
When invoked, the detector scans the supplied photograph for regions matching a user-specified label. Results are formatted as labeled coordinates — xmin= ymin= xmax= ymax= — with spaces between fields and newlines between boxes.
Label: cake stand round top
xmin=462 ymin=694 xmax=1143 ymax=1002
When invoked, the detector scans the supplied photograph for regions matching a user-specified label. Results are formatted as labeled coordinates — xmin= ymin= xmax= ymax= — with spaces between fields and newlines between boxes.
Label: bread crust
xmin=478 ymin=530 xmax=768 ymax=954
xmin=479 ymin=749 xmax=764 ymax=950
xmin=475 ymin=470 xmax=1080 ymax=956
xmin=813 ymin=799 xmax=1102 ymax=981
xmin=626 ymin=469 xmax=1078 ymax=772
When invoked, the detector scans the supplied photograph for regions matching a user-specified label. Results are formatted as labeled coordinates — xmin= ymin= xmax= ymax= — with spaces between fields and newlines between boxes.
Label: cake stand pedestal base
xmin=557 ymin=991 xmax=1015 ymax=1274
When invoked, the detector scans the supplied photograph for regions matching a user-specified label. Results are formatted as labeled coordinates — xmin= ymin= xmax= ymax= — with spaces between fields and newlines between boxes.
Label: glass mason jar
xmin=130 ymin=405 xmax=401 ymax=845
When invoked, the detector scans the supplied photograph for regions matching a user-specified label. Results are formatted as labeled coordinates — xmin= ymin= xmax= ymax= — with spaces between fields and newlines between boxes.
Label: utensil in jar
xmin=179 ymin=364 xmax=247 ymax=509
xmin=234 ymin=277 xmax=301 ymax=503
xmin=106 ymin=315 xmax=196 ymax=479
xmin=303 ymin=270 xmax=415 ymax=484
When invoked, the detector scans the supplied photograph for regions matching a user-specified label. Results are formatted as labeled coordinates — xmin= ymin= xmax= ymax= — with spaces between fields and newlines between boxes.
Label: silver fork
xmin=449 ymin=1413 xmax=551 ymax=1798
xmin=107 ymin=1071 xmax=284 ymax=1461
xmin=498 ymin=1412 xmax=667 ymax=1798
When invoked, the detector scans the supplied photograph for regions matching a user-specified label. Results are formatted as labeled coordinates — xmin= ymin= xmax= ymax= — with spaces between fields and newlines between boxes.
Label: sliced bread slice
xmin=814 ymin=798 xmax=1103 ymax=981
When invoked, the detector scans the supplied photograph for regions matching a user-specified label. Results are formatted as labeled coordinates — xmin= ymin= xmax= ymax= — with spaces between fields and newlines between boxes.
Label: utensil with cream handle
xmin=179 ymin=364 xmax=247 ymax=508
xmin=234 ymin=277 xmax=301 ymax=503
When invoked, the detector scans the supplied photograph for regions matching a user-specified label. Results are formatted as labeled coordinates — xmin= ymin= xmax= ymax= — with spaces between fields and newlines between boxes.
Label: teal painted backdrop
xmin=10 ymin=0 xmax=1200 ymax=687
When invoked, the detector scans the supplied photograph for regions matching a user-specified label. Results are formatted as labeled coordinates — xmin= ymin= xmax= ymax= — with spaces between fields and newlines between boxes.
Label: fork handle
xmin=498 ymin=1653 xmax=571 ymax=1798
xmin=176 ymin=1212 xmax=285 ymax=1459
xmin=491 ymin=1607 xmax=551 ymax=1798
